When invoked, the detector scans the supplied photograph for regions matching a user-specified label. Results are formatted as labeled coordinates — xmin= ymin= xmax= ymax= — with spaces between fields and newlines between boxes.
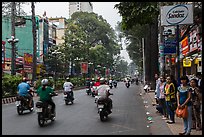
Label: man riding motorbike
xmin=36 ymin=79 xmax=57 ymax=116
xmin=63 ymin=77 xmax=74 ymax=100
xmin=17 ymin=77 xmax=33 ymax=108
xmin=96 ymin=78 xmax=113 ymax=113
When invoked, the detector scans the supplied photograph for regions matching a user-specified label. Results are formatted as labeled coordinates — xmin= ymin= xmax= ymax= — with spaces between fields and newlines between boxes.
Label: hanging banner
xmin=163 ymin=37 xmax=176 ymax=54
xmin=181 ymin=36 xmax=189 ymax=56
xmin=183 ymin=58 xmax=191 ymax=67
xmin=161 ymin=4 xmax=193 ymax=26
xmin=24 ymin=53 xmax=33 ymax=65
xmin=81 ymin=62 xmax=88 ymax=74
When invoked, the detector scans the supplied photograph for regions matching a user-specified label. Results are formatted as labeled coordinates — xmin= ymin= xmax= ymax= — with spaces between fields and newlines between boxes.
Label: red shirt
xmin=94 ymin=82 xmax=100 ymax=87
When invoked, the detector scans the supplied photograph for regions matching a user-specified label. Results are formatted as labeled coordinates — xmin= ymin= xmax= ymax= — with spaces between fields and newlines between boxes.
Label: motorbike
xmin=125 ymin=81 xmax=130 ymax=88
xmin=91 ymin=86 xmax=97 ymax=97
xmin=113 ymin=81 xmax=117 ymax=88
xmin=109 ymin=82 xmax=113 ymax=89
xmin=97 ymin=93 xmax=113 ymax=121
xmin=15 ymin=91 xmax=34 ymax=115
xmin=35 ymin=92 xmax=58 ymax=127
xmin=86 ymin=86 xmax=92 ymax=95
xmin=64 ymin=91 xmax=74 ymax=105
xmin=136 ymin=79 xmax=139 ymax=85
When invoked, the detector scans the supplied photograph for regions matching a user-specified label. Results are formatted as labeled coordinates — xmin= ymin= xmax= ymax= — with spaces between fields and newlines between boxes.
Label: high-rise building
xmin=69 ymin=2 xmax=93 ymax=18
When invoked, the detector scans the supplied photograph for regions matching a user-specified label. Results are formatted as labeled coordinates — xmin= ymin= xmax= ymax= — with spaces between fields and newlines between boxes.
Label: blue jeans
xmin=166 ymin=101 xmax=175 ymax=122
xmin=183 ymin=105 xmax=192 ymax=134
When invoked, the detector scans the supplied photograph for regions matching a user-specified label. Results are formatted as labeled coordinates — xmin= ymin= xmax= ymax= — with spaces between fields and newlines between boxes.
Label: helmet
xmin=100 ymin=77 xmax=105 ymax=84
xmin=41 ymin=79 xmax=48 ymax=86
xmin=22 ymin=77 xmax=27 ymax=82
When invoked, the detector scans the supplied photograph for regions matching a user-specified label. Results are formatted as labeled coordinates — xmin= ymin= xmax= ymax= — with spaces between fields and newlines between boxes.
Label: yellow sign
xmin=194 ymin=58 xmax=201 ymax=64
xmin=183 ymin=58 xmax=191 ymax=67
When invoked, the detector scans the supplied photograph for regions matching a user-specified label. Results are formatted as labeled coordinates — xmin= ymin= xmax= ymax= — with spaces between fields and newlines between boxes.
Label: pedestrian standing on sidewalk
xmin=154 ymin=73 xmax=160 ymax=105
xmin=164 ymin=76 xmax=176 ymax=124
xmin=156 ymin=75 xmax=168 ymax=120
xmin=190 ymin=78 xmax=202 ymax=131
xmin=177 ymin=76 xmax=192 ymax=135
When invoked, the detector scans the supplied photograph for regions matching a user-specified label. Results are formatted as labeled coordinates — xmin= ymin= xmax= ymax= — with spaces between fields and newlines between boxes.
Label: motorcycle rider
xmin=63 ymin=77 xmax=74 ymax=100
xmin=96 ymin=78 xmax=113 ymax=113
xmin=36 ymin=79 xmax=57 ymax=116
xmin=17 ymin=77 xmax=33 ymax=108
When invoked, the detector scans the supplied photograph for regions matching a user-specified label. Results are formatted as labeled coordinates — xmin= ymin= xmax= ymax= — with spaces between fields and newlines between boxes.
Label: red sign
xmin=81 ymin=62 xmax=88 ymax=74
xmin=181 ymin=36 xmax=189 ymax=56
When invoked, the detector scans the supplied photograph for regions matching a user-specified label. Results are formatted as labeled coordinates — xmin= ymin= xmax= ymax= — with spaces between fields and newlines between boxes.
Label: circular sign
xmin=166 ymin=5 xmax=189 ymax=25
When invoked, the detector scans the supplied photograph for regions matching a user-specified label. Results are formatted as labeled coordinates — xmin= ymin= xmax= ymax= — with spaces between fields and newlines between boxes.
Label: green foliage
xmin=2 ymin=74 xmax=22 ymax=97
xmin=115 ymin=2 xmax=159 ymax=30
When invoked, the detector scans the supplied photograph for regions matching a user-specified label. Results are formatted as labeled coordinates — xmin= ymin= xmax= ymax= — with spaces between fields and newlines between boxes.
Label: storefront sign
xmin=161 ymin=4 xmax=193 ymax=26
xmin=181 ymin=36 xmax=189 ymax=56
xmin=189 ymin=30 xmax=198 ymax=52
xmin=183 ymin=58 xmax=191 ymax=67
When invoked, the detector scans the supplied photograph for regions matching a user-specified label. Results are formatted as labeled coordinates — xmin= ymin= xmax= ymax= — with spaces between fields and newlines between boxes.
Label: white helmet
xmin=41 ymin=79 xmax=48 ymax=86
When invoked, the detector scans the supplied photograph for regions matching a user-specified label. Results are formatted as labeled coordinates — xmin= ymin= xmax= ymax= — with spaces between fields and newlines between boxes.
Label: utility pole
xmin=11 ymin=2 xmax=16 ymax=75
xmin=31 ymin=2 xmax=37 ymax=83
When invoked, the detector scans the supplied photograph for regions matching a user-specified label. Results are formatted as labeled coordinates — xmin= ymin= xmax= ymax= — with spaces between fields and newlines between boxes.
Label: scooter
xmin=64 ymin=91 xmax=74 ymax=105
xmin=113 ymin=81 xmax=117 ymax=88
xmin=97 ymin=93 xmax=113 ymax=122
xmin=125 ymin=81 xmax=130 ymax=88
xmin=35 ymin=92 xmax=58 ymax=127
xmin=15 ymin=91 xmax=34 ymax=115
xmin=109 ymin=82 xmax=113 ymax=89
xmin=86 ymin=86 xmax=91 ymax=95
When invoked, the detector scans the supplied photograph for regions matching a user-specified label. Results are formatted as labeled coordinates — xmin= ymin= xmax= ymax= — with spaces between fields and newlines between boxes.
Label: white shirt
xmin=96 ymin=84 xmax=110 ymax=98
xmin=63 ymin=82 xmax=73 ymax=92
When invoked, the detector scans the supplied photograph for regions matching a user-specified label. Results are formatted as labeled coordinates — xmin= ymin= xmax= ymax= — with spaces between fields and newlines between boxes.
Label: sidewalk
xmin=141 ymin=86 xmax=202 ymax=135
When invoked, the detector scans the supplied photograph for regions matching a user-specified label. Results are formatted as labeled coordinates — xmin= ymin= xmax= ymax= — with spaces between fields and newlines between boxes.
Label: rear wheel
xmin=17 ymin=106 xmax=23 ymax=115
xmin=38 ymin=113 xmax=45 ymax=127
xmin=99 ymin=111 xmax=105 ymax=121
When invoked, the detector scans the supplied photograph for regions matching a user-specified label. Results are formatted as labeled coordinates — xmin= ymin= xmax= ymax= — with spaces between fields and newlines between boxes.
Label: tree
xmin=62 ymin=12 xmax=121 ymax=76
xmin=115 ymin=2 xmax=159 ymax=87
xmin=2 ymin=2 xmax=29 ymax=16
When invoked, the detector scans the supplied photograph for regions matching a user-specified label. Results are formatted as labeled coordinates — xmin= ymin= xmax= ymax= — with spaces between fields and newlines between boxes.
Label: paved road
xmin=2 ymin=82 xmax=151 ymax=135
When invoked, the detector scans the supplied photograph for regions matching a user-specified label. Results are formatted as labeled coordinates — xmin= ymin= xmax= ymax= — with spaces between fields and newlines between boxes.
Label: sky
xmin=22 ymin=2 xmax=132 ymax=64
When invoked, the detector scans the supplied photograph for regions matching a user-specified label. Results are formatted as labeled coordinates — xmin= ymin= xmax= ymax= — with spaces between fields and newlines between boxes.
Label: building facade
xmin=69 ymin=2 xmax=93 ymax=18
xmin=49 ymin=17 xmax=68 ymax=46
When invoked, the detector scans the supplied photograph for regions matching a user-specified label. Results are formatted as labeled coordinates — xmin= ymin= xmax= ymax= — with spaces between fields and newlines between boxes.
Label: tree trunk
xmin=11 ymin=2 xmax=16 ymax=75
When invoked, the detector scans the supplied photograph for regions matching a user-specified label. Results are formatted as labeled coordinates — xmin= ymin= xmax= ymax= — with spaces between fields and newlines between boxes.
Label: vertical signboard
xmin=81 ymin=62 xmax=88 ymax=74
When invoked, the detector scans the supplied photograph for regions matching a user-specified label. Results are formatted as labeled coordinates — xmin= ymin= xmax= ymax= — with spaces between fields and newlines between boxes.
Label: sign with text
xmin=164 ymin=37 xmax=176 ymax=54
xmin=81 ymin=62 xmax=88 ymax=74
xmin=161 ymin=4 xmax=193 ymax=26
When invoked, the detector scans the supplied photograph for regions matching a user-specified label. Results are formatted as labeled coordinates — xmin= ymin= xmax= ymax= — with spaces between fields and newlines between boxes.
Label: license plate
xmin=98 ymin=105 xmax=104 ymax=108
xmin=15 ymin=101 xmax=20 ymax=106
xmin=36 ymin=108 xmax=42 ymax=112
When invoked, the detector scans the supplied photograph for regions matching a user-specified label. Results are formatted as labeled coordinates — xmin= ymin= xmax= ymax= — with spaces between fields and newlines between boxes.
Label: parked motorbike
xmin=97 ymin=94 xmax=113 ymax=122
xmin=64 ymin=91 xmax=74 ymax=105
xmin=15 ymin=91 xmax=34 ymax=115
xmin=35 ymin=93 xmax=58 ymax=127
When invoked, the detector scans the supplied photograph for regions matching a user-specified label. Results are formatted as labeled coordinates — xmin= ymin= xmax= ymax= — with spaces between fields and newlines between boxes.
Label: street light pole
xmin=52 ymin=50 xmax=61 ymax=89
xmin=10 ymin=2 xmax=16 ymax=75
